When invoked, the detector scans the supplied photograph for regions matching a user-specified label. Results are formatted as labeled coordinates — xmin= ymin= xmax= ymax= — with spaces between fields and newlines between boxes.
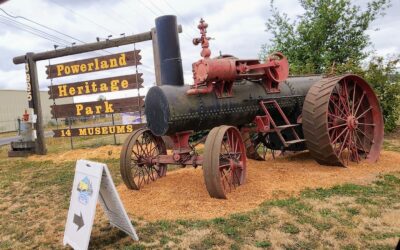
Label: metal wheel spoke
xmin=232 ymin=168 xmax=241 ymax=187
xmin=120 ymin=129 xmax=167 ymax=190
xmin=328 ymin=113 xmax=347 ymax=122
xmin=358 ymin=123 xmax=376 ymax=127
xmin=328 ymin=123 xmax=347 ymax=131
xmin=342 ymin=80 xmax=352 ymax=115
xmin=220 ymin=169 xmax=232 ymax=192
xmin=336 ymin=130 xmax=350 ymax=157
xmin=204 ymin=126 xmax=246 ymax=198
xmin=356 ymin=106 xmax=372 ymax=120
xmin=356 ymin=128 xmax=374 ymax=144
xmin=336 ymin=84 xmax=350 ymax=115
xmin=351 ymin=82 xmax=357 ymax=114
xmin=350 ymin=131 xmax=359 ymax=163
xmin=353 ymin=92 xmax=365 ymax=115
xmin=222 ymin=140 xmax=233 ymax=159
xmin=355 ymin=132 xmax=369 ymax=155
xmin=331 ymin=127 xmax=349 ymax=144
xmin=329 ymin=97 xmax=348 ymax=118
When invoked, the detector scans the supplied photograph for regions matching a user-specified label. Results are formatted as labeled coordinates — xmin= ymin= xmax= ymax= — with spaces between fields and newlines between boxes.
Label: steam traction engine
xmin=120 ymin=16 xmax=384 ymax=199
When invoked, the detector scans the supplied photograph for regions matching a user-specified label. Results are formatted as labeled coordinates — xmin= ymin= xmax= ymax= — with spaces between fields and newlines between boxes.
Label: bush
xmin=336 ymin=56 xmax=400 ymax=132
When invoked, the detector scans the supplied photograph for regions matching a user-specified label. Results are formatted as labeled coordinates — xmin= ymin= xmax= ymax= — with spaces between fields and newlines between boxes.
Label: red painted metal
xmin=188 ymin=19 xmax=289 ymax=97
xmin=170 ymin=130 xmax=193 ymax=154
xmin=303 ymin=74 xmax=384 ymax=167
xmin=22 ymin=110 xmax=29 ymax=121
xmin=203 ymin=126 xmax=247 ymax=198
xmin=257 ymin=100 xmax=304 ymax=147
xmin=254 ymin=115 xmax=270 ymax=133
xmin=326 ymin=76 xmax=383 ymax=165
xmin=264 ymin=52 xmax=289 ymax=83
xmin=119 ymin=128 xmax=167 ymax=190
xmin=151 ymin=155 xmax=203 ymax=166
xmin=192 ymin=18 xmax=211 ymax=59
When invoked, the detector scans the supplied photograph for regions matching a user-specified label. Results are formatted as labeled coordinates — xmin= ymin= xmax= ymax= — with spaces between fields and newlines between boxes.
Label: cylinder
xmin=155 ymin=15 xmax=184 ymax=86
xmin=193 ymin=58 xmax=237 ymax=83
xmin=145 ymin=76 xmax=323 ymax=136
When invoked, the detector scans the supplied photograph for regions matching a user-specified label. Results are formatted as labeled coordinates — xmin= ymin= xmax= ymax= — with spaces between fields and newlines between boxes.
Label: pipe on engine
xmin=155 ymin=15 xmax=184 ymax=86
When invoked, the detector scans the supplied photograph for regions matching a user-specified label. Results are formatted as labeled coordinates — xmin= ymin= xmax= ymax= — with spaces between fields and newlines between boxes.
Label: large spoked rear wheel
xmin=120 ymin=128 xmax=167 ymax=190
xmin=303 ymin=74 xmax=384 ymax=167
xmin=203 ymin=125 xmax=247 ymax=199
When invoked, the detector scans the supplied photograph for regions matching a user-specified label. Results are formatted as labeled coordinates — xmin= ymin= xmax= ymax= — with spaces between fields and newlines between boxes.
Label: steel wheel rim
xmin=327 ymin=76 xmax=382 ymax=165
xmin=303 ymin=74 xmax=383 ymax=167
xmin=219 ymin=127 xmax=246 ymax=194
xmin=120 ymin=129 xmax=166 ymax=190
xmin=130 ymin=131 xmax=165 ymax=188
xmin=203 ymin=125 xmax=247 ymax=199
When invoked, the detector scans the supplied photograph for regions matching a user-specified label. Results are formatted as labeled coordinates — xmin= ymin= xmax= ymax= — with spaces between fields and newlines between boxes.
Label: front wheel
xmin=120 ymin=128 xmax=167 ymax=190
xmin=203 ymin=126 xmax=247 ymax=199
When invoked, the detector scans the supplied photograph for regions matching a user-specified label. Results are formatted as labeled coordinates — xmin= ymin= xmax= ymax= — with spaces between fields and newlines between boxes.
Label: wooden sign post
xmin=46 ymin=51 xmax=145 ymax=139
xmin=26 ymin=53 xmax=47 ymax=155
xmin=12 ymin=25 xmax=182 ymax=154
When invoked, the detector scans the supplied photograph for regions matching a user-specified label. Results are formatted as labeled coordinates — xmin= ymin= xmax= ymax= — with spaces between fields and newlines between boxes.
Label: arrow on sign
xmin=73 ymin=212 xmax=84 ymax=231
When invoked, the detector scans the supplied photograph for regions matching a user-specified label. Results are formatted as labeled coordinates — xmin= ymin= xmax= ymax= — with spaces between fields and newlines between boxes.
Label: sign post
xmin=12 ymin=25 xmax=183 ymax=154
xmin=63 ymin=160 xmax=138 ymax=250
xmin=26 ymin=53 xmax=47 ymax=155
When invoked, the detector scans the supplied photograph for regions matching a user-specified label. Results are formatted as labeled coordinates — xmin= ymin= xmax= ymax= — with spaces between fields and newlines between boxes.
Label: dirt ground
xmin=25 ymin=143 xmax=400 ymax=222
xmin=27 ymin=145 xmax=121 ymax=161
xmin=116 ymin=150 xmax=400 ymax=221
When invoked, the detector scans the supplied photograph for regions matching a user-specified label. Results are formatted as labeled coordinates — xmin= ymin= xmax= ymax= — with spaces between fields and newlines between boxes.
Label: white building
xmin=0 ymin=90 xmax=72 ymax=132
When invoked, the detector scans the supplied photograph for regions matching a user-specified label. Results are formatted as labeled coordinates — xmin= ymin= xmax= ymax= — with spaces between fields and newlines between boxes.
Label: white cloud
xmin=0 ymin=0 xmax=398 ymax=94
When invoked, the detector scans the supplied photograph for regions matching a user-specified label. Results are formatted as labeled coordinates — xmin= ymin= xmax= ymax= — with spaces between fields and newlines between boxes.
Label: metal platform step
xmin=275 ymin=124 xmax=299 ymax=130
xmin=285 ymin=139 xmax=306 ymax=145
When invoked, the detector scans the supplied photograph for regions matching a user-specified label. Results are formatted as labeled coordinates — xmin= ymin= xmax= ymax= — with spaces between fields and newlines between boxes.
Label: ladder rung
xmin=285 ymin=139 xmax=306 ymax=145
xmin=275 ymin=124 xmax=299 ymax=130
xmin=261 ymin=100 xmax=274 ymax=104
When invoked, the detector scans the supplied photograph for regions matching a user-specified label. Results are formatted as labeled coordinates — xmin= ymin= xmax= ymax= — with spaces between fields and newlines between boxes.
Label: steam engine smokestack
xmin=155 ymin=15 xmax=184 ymax=86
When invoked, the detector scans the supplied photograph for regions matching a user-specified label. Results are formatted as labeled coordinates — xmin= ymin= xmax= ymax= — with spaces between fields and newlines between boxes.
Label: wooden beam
xmin=26 ymin=53 xmax=47 ymax=155
xmin=13 ymin=25 xmax=182 ymax=64
xmin=151 ymin=28 xmax=161 ymax=86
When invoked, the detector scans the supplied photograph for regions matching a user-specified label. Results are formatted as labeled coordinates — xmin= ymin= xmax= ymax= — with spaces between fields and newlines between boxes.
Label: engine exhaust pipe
xmin=155 ymin=15 xmax=184 ymax=86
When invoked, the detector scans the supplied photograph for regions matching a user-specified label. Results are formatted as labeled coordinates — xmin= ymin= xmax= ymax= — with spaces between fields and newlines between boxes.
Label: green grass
xmin=255 ymin=241 xmax=272 ymax=248
xmin=0 ymin=156 xmax=399 ymax=249
xmin=0 ymin=133 xmax=400 ymax=249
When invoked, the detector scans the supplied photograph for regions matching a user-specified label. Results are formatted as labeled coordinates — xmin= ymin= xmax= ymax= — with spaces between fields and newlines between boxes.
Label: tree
xmin=336 ymin=56 xmax=400 ymax=132
xmin=356 ymin=57 xmax=400 ymax=132
xmin=261 ymin=0 xmax=400 ymax=132
xmin=261 ymin=0 xmax=390 ymax=74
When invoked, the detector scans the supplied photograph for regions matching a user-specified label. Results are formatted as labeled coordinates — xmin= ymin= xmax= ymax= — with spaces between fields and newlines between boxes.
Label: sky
xmin=0 ymin=0 xmax=399 ymax=102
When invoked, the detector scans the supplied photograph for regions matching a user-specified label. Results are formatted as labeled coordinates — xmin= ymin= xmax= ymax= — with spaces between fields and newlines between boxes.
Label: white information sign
xmin=63 ymin=160 xmax=138 ymax=250
xmin=121 ymin=112 xmax=144 ymax=125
